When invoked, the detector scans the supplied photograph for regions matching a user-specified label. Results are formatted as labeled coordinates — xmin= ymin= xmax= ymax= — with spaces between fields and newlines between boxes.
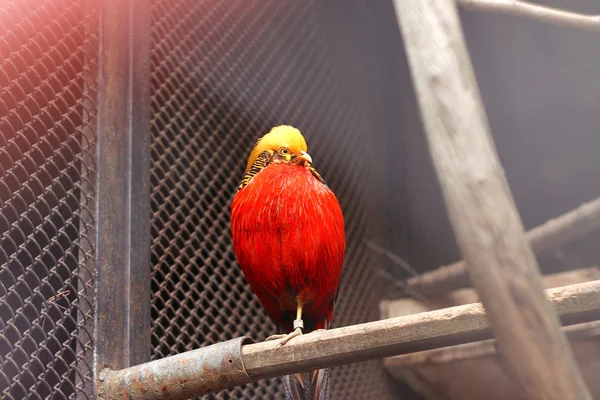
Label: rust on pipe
xmin=99 ymin=337 xmax=253 ymax=400
xmin=97 ymin=281 xmax=600 ymax=399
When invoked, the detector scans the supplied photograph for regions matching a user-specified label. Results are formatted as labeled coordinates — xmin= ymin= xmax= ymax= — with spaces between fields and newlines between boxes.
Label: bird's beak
xmin=297 ymin=151 xmax=312 ymax=164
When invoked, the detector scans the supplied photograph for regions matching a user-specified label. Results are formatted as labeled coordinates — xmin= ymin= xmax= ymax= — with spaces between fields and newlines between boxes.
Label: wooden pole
xmin=391 ymin=1 xmax=592 ymax=399
xmin=457 ymin=0 xmax=600 ymax=33
xmin=405 ymin=197 xmax=600 ymax=297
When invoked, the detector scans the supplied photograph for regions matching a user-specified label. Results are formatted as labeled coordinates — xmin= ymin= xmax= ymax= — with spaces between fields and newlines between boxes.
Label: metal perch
xmin=98 ymin=280 xmax=600 ymax=400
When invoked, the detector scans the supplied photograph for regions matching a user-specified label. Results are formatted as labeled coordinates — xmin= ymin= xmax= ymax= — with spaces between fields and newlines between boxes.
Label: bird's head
xmin=245 ymin=125 xmax=312 ymax=174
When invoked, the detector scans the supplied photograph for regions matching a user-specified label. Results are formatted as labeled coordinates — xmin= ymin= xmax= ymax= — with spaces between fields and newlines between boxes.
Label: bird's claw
xmin=265 ymin=334 xmax=287 ymax=341
xmin=276 ymin=327 xmax=303 ymax=347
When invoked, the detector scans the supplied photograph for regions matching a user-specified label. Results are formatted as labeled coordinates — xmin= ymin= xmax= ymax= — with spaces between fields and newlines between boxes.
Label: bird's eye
xmin=279 ymin=148 xmax=289 ymax=155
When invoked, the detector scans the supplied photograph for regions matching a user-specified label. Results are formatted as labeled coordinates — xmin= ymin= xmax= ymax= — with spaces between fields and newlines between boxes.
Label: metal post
xmin=95 ymin=0 xmax=152 ymax=378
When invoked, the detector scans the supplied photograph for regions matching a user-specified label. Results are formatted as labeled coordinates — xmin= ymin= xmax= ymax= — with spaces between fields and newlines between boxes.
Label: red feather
xmin=230 ymin=162 xmax=345 ymax=333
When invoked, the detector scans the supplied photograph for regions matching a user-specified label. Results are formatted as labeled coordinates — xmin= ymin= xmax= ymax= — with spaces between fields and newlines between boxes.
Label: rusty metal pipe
xmin=99 ymin=281 xmax=600 ymax=399
xmin=99 ymin=337 xmax=253 ymax=400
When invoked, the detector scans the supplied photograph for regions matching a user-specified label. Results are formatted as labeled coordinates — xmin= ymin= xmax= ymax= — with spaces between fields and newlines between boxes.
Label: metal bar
xmin=99 ymin=337 xmax=254 ymax=400
xmin=391 ymin=1 xmax=591 ymax=399
xmin=100 ymin=280 xmax=600 ymax=399
xmin=126 ymin=0 xmax=152 ymax=366
xmin=95 ymin=0 xmax=152 ymax=377
xmin=77 ymin=3 xmax=101 ymax=399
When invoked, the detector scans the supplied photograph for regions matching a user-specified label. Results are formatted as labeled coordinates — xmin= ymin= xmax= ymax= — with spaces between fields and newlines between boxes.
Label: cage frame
xmin=2 ymin=0 xmax=600 ymax=399
xmin=93 ymin=0 xmax=598 ymax=399
xmin=93 ymin=0 xmax=152 ymax=379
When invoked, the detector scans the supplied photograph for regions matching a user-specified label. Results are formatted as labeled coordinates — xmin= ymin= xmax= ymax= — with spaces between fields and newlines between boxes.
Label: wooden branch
xmin=391 ymin=1 xmax=591 ymax=399
xmin=386 ymin=267 xmax=600 ymax=318
xmin=542 ymin=267 xmax=600 ymax=291
xmin=242 ymin=280 xmax=600 ymax=380
xmin=457 ymin=0 xmax=600 ymax=33
xmin=384 ymin=321 xmax=600 ymax=400
xmin=405 ymin=196 xmax=600 ymax=297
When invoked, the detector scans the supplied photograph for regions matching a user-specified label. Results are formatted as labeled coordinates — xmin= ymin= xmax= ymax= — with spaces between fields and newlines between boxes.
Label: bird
xmin=230 ymin=125 xmax=346 ymax=400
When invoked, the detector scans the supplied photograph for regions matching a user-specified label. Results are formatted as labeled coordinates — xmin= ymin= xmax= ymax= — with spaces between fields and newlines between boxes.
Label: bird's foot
xmin=265 ymin=319 xmax=304 ymax=346
xmin=276 ymin=327 xmax=303 ymax=347
xmin=265 ymin=334 xmax=287 ymax=341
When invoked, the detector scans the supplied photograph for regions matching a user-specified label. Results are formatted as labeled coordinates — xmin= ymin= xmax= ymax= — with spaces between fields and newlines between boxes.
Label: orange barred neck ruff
xmin=230 ymin=126 xmax=346 ymax=333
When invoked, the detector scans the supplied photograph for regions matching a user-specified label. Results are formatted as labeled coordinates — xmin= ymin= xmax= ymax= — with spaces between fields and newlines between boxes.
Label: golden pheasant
xmin=230 ymin=125 xmax=346 ymax=399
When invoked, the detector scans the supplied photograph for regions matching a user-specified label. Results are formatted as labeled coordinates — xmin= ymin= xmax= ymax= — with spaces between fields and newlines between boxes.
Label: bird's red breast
xmin=231 ymin=162 xmax=345 ymax=333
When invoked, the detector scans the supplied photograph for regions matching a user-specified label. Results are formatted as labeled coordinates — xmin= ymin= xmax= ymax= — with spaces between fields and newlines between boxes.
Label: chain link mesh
xmin=0 ymin=0 xmax=97 ymax=399
xmin=150 ymin=1 xmax=397 ymax=398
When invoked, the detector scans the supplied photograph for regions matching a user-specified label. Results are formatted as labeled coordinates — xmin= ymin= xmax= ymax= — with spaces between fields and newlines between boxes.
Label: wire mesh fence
xmin=2 ymin=0 xmax=400 ymax=399
xmin=149 ymin=0 xmax=397 ymax=399
xmin=0 ymin=0 xmax=98 ymax=399
xmin=4 ymin=1 xmax=599 ymax=399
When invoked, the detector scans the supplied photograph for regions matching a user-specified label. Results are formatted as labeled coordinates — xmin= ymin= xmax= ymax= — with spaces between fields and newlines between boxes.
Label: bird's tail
xmin=284 ymin=368 xmax=330 ymax=400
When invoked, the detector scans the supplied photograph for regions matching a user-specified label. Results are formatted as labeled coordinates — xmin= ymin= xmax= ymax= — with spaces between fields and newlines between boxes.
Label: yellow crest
xmin=245 ymin=125 xmax=308 ymax=173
